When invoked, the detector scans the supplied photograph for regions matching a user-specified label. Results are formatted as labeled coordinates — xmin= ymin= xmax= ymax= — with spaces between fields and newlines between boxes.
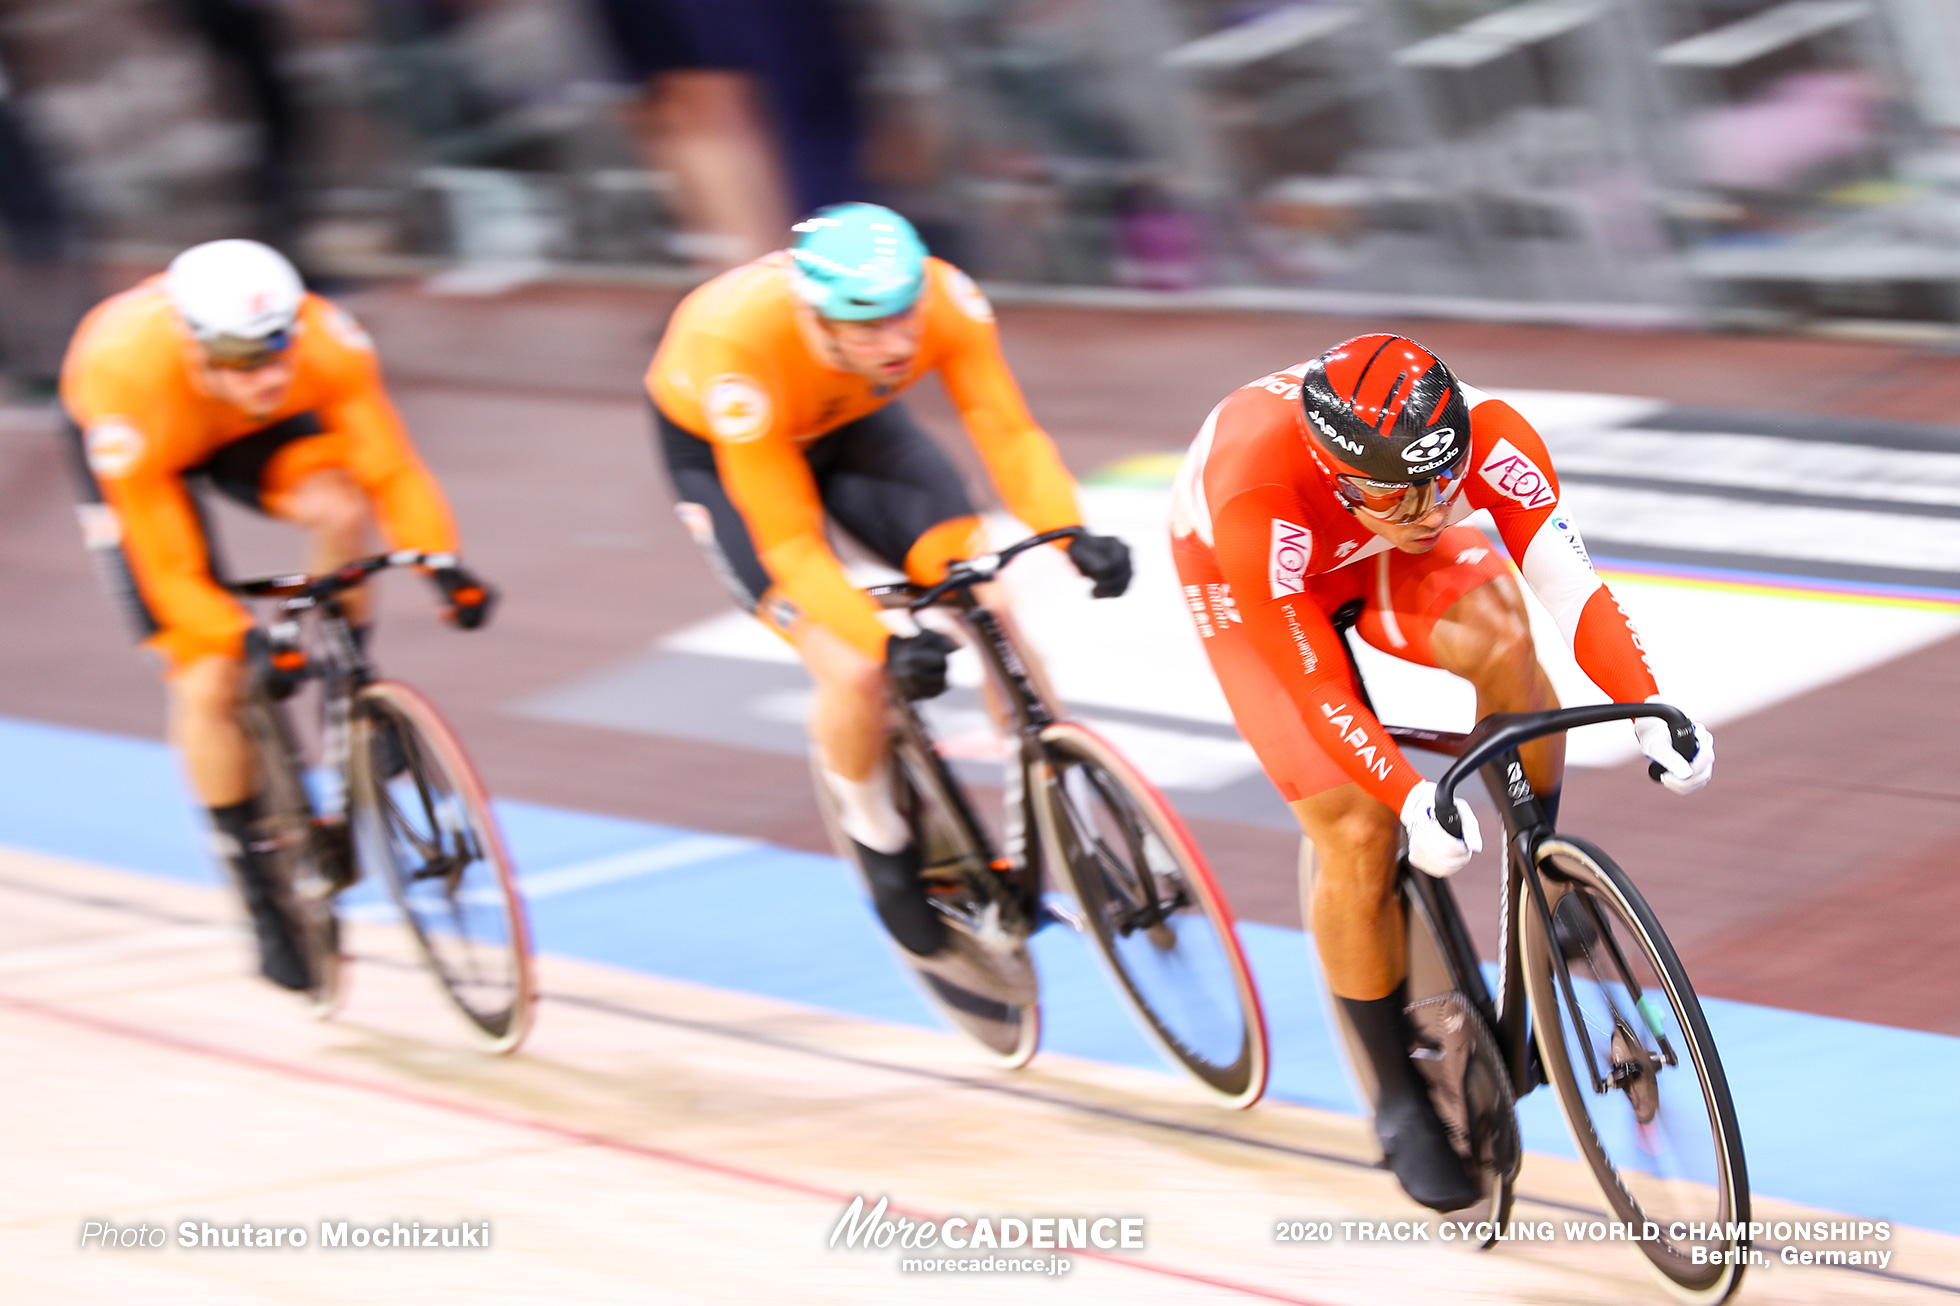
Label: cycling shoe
xmin=852 ymin=840 xmax=947 ymax=956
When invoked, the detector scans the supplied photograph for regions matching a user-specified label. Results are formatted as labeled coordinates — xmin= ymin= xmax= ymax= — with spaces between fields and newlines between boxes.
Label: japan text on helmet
xmin=789 ymin=203 xmax=927 ymax=321
xmin=1299 ymin=335 xmax=1472 ymax=523
xmin=165 ymin=240 xmax=304 ymax=367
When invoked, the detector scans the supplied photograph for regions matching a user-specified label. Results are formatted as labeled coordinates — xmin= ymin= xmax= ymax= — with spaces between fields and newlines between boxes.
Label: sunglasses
xmin=201 ymin=328 xmax=294 ymax=371
xmin=1335 ymin=460 xmax=1468 ymax=525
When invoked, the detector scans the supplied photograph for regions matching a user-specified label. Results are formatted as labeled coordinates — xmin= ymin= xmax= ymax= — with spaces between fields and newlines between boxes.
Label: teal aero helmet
xmin=789 ymin=203 xmax=927 ymax=321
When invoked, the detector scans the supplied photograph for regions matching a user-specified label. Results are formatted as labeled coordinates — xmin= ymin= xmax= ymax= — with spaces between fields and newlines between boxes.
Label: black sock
xmin=208 ymin=796 xmax=261 ymax=846
xmin=1339 ymin=983 xmax=1423 ymax=1115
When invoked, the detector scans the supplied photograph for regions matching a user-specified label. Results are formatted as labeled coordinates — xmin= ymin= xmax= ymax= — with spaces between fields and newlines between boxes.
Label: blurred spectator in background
xmin=588 ymin=0 xmax=864 ymax=268
xmin=1692 ymin=70 xmax=1880 ymax=199
xmin=166 ymin=0 xmax=307 ymax=256
xmin=0 ymin=50 xmax=87 ymax=398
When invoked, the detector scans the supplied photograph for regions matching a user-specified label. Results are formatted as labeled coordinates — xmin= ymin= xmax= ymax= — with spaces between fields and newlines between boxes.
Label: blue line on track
xmin=2 ymin=715 xmax=1954 ymax=1234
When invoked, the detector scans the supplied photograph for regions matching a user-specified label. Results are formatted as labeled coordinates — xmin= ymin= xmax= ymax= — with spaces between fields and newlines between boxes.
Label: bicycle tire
xmin=236 ymin=689 xmax=345 ymax=1016
xmin=1035 ymin=722 xmax=1268 ymax=1107
xmin=1522 ymin=836 xmax=1749 ymax=1304
xmin=808 ymin=732 xmax=1041 ymax=1069
xmin=349 ymin=681 xmax=535 ymax=1054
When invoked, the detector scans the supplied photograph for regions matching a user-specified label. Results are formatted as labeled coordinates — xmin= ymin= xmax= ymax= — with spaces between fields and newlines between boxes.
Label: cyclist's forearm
xmin=105 ymin=477 xmax=253 ymax=661
xmin=964 ymin=410 xmax=1082 ymax=533
xmin=758 ymin=534 xmax=892 ymax=660
xmin=1507 ymin=511 xmax=1658 ymax=703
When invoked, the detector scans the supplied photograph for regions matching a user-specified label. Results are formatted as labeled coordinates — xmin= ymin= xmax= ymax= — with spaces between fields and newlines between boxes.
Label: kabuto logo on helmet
xmin=1400 ymin=427 xmax=1458 ymax=468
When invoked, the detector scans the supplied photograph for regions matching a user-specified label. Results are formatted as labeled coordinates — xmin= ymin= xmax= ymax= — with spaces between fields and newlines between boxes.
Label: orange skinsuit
xmin=648 ymin=252 xmax=1083 ymax=659
xmin=60 ymin=278 xmax=459 ymax=670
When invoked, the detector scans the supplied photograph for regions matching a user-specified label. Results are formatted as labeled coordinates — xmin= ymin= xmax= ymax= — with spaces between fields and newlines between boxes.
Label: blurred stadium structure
xmin=3 ymin=0 xmax=1960 ymax=326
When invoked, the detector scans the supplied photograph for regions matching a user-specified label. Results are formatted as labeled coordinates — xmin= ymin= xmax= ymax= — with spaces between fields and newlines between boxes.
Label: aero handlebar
xmin=1433 ymin=702 xmax=1697 ymax=840
xmin=231 ymin=550 xmax=457 ymax=603
xmin=901 ymin=527 xmax=1085 ymax=612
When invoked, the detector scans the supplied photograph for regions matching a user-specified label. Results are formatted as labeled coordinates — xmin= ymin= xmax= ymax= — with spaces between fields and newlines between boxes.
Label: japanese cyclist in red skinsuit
xmin=1170 ymin=335 xmax=1713 ymax=1210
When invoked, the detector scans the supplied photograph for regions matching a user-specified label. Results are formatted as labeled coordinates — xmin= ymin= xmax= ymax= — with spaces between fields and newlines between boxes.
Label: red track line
xmin=1 ymin=989 xmax=1336 ymax=1306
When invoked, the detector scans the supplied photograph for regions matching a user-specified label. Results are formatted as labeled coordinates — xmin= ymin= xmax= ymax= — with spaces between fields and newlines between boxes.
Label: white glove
xmin=1400 ymin=780 xmax=1482 ymax=878
xmin=1634 ymin=711 xmax=1715 ymax=796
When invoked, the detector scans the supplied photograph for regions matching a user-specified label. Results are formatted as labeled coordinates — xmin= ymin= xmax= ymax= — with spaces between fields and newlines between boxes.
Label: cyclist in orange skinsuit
xmin=649 ymin=239 xmax=1085 ymax=659
xmin=648 ymin=203 xmax=1131 ymax=989
xmin=60 ymin=240 xmax=494 ymax=991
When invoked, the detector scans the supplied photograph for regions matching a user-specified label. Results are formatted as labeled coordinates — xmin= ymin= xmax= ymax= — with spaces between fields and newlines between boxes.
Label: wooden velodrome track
xmin=6 ymin=276 xmax=1960 ymax=1301
xmin=6 ymin=849 xmax=1955 ymax=1304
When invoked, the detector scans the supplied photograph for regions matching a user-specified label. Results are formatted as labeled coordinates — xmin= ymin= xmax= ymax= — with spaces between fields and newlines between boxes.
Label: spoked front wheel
xmin=1035 ymin=722 xmax=1268 ymax=1107
xmin=1522 ymin=837 xmax=1749 ymax=1304
xmin=236 ymin=690 xmax=345 ymax=1016
xmin=349 ymin=681 xmax=535 ymax=1053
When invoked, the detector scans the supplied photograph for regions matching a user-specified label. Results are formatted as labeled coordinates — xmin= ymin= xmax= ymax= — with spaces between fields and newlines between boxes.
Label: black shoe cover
xmin=1340 ymin=986 xmax=1479 ymax=1212
xmin=246 ymin=899 xmax=315 ymax=991
xmin=233 ymin=846 xmax=314 ymax=991
xmin=1374 ymin=1090 xmax=1480 ymax=1212
xmin=853 ymin=840 xmax=947 ymax=957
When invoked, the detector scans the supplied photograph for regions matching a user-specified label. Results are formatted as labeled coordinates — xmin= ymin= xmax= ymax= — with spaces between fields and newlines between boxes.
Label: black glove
xmin=244 ymin=626 xmax=308 ymax=701
xmin=431 ymin=565 xmax=497 ymax=630
xmin=1067 ymin=532 xmax=1132 ymax=599
xmin=886 ymin=630 xmax=956 ymax=701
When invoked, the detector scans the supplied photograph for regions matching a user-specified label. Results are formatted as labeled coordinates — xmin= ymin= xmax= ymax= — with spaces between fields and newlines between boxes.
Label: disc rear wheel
xmin=350 ymin=682 xmax=534 ymax=1053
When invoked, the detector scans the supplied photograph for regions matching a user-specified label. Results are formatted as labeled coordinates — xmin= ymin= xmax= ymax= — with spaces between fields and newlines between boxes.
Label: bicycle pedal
xmin=1038 ymin=894 xmax=1084 ymax=932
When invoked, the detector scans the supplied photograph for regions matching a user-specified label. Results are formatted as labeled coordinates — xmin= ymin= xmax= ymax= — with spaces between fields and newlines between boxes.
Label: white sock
xmin=822 ymin=762 xmax=910 ymax=854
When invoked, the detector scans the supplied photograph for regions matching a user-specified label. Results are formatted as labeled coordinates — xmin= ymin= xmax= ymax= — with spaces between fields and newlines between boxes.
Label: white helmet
xmin=165 ymin=239 xmax=304 ymax=362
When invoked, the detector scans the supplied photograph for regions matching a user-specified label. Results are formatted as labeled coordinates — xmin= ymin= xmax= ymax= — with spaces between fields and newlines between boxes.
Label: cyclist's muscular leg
xmin=169 ymin=655 xmax=254 ymax=806
xmin=1429 ymin=573 xmax=1564 ymax=801
xmin=797 ymin=621 xmax=945 ymax=955
xmin=171 ymin=654 xmax=314 ymax=989
xmin=1290 ymin=784 xmax=1405 ymax=1000
xmin=264 ymin=468 xmax=375 ymax=626
xmin=1291 ymin=782 xmax=1477 ymax=1211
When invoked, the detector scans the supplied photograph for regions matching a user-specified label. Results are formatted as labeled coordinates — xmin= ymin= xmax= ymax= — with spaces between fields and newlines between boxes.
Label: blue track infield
xmin=1 ymin=715 xmax=1954 ymax=1235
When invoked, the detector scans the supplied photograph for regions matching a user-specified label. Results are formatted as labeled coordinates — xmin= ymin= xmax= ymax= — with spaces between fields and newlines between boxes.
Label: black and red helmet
xmin=1300 ymin=334 xmax=1471 ymax=485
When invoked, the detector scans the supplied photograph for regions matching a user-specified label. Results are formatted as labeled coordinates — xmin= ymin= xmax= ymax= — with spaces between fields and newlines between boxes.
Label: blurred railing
xmin=4 ymin=0 xmax=1960 ymax=329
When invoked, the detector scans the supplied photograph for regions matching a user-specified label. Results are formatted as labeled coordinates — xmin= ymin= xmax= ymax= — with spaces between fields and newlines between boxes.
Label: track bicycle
xmin=229 ymin=550 xmax=535 ymax=1053
xmin=1304 ymin=600 xmax=1749 ymax=1302
xmin=811 ymin=527 xmax=1270 ymax=1106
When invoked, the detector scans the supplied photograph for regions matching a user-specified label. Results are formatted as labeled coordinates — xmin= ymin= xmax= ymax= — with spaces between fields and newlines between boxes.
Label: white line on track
xmin=0 ymin=924 xmax=236 ymax=976
xmin=340 ymin=833 xmax=759 ymax=922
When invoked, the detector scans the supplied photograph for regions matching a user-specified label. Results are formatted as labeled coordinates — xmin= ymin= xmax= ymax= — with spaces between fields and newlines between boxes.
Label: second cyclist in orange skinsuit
xmin=647 ymin=203 xmax=1132 ymax=989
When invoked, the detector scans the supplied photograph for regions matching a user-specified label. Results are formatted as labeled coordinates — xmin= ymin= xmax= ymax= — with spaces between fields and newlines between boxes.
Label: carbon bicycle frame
xmin=869 ymin=582 xmax=1059 ymax=919
xmin=1332 ymin=596 xmax=1694 ymax=1105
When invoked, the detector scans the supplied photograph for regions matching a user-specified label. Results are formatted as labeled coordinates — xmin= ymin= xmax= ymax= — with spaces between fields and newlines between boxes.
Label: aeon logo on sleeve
xmin=1270 ymin=519 xmax=1312 ymax=597
xmin=1479 ymin=438 xmax=1556 ymax=509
